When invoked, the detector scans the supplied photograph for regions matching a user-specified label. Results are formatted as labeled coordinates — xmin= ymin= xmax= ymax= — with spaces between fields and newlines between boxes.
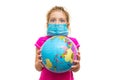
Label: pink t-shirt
xmin=35 ymin=36 xmax=80 ymax=80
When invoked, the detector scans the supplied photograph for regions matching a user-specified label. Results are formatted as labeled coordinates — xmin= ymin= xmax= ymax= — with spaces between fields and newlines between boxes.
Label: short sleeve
xmin=68 ymin=37 xmax=80 ymax=49
xmin=34 ymin=36 xmax=50 ymax=49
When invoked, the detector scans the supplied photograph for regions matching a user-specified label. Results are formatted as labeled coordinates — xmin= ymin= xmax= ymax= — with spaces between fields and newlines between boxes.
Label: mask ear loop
xmin=45 ymin=23 xmax=48 ymax=35
xmin=67 ymin=23 xmax=71 ymax=36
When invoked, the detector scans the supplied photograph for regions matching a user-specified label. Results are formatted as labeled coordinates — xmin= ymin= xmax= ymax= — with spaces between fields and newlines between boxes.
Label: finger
xmin=38 ymin=60 xmax=44 ymax=67
xmin=70 ymin=65 xmax=77 ymax=71
xmin=38 ymin=60 xmax=42 ymax=63
xmin=37 ymin=49 xmax=41 ymax=55
xmin=71 ymin=64 xmax=80 ymax=72
xmin=70 ymin=67 xmax=74 ymax=71
xmin=73 ymin=60 xmax=79 ymax=64
xmin=78 ymin=51 xmax=80 ymax=55
xmin=71 ymin=65 xmax=76 ymax=69
xmin=71 ymin=66 xmax=79 ymax=72
xmin=77 ymin=54 xmax=80 ymax=60
xmin=38 ymin=55 xmax=42 ymax=60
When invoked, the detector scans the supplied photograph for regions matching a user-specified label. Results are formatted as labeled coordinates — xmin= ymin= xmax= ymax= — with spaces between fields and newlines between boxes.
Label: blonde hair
xmin=46 ymin=6 xmax=70 ymax=26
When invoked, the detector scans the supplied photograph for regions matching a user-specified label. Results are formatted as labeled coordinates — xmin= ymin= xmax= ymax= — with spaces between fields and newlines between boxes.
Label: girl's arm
xmin=35 ymin=48 xmax=44 ymax=71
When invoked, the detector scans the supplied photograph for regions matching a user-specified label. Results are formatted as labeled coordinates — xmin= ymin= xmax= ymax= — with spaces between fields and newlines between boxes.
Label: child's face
xmin=48 ymin=10 xmax=67 ymax=24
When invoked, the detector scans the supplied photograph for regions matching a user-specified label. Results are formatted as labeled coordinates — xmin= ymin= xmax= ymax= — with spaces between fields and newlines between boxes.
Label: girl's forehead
xmin=49 ymin=10 xmax=66 ymax=18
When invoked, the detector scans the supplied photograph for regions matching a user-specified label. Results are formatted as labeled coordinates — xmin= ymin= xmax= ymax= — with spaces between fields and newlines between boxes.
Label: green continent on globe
xmin=45 ymin=59 xmax=52 ymax=69
xmin=64 ymin=48 xmax=73 ymax=63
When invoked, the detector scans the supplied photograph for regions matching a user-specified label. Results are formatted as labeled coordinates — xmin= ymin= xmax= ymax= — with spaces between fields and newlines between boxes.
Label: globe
xmin=41 ymin=36 xmax=78 ymax=73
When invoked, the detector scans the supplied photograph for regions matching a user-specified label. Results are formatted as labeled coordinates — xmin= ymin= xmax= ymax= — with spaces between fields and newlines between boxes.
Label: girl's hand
xmin=71 ymin=52 xmax=80 ymax=72
xmin=35 ymin=49 xmax=44 ymax=71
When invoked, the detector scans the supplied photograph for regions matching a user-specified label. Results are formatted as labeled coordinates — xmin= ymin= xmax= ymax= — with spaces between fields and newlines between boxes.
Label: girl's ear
xmin=67 ymin=22 xmax=70 ymax=28
xmin=46 ymin=23 xmax=48 ymax=27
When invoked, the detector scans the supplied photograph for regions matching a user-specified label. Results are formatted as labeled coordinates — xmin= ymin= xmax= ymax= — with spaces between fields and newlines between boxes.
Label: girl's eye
xmin=60 ymin=19 xmax=65 ymax=23
xmin=50 ymin=19 xmax=56 ymax=22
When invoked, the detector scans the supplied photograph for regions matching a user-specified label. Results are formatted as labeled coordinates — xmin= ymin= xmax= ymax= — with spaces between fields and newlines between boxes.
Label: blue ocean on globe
xmin=41 ymin=36 xmax=78 ymax=73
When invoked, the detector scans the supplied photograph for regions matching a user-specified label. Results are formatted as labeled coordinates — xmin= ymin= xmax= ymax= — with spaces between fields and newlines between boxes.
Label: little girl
xmin=35 ymin=6 xmax=80 ymax=80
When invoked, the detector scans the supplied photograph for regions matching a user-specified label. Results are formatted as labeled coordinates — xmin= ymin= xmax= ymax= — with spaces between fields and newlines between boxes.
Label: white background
xmin=0 ymin=0 xmax=120 ymax=80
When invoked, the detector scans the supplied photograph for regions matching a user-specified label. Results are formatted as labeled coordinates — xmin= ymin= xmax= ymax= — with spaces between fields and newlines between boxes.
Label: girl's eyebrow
xmin=60 ymin=17 xmax=65 ymax=19
xmin=59 ymin=18 xmax=66 ymax=22
xmin=49 ymin=17 xmax=56 ymax=22
xmin=50 ymin=17 xmax=56 ymax=20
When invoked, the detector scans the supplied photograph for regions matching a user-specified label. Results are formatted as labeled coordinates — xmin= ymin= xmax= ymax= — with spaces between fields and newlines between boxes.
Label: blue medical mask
xmin=47 ymin=24 xmax=68 ymax=36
